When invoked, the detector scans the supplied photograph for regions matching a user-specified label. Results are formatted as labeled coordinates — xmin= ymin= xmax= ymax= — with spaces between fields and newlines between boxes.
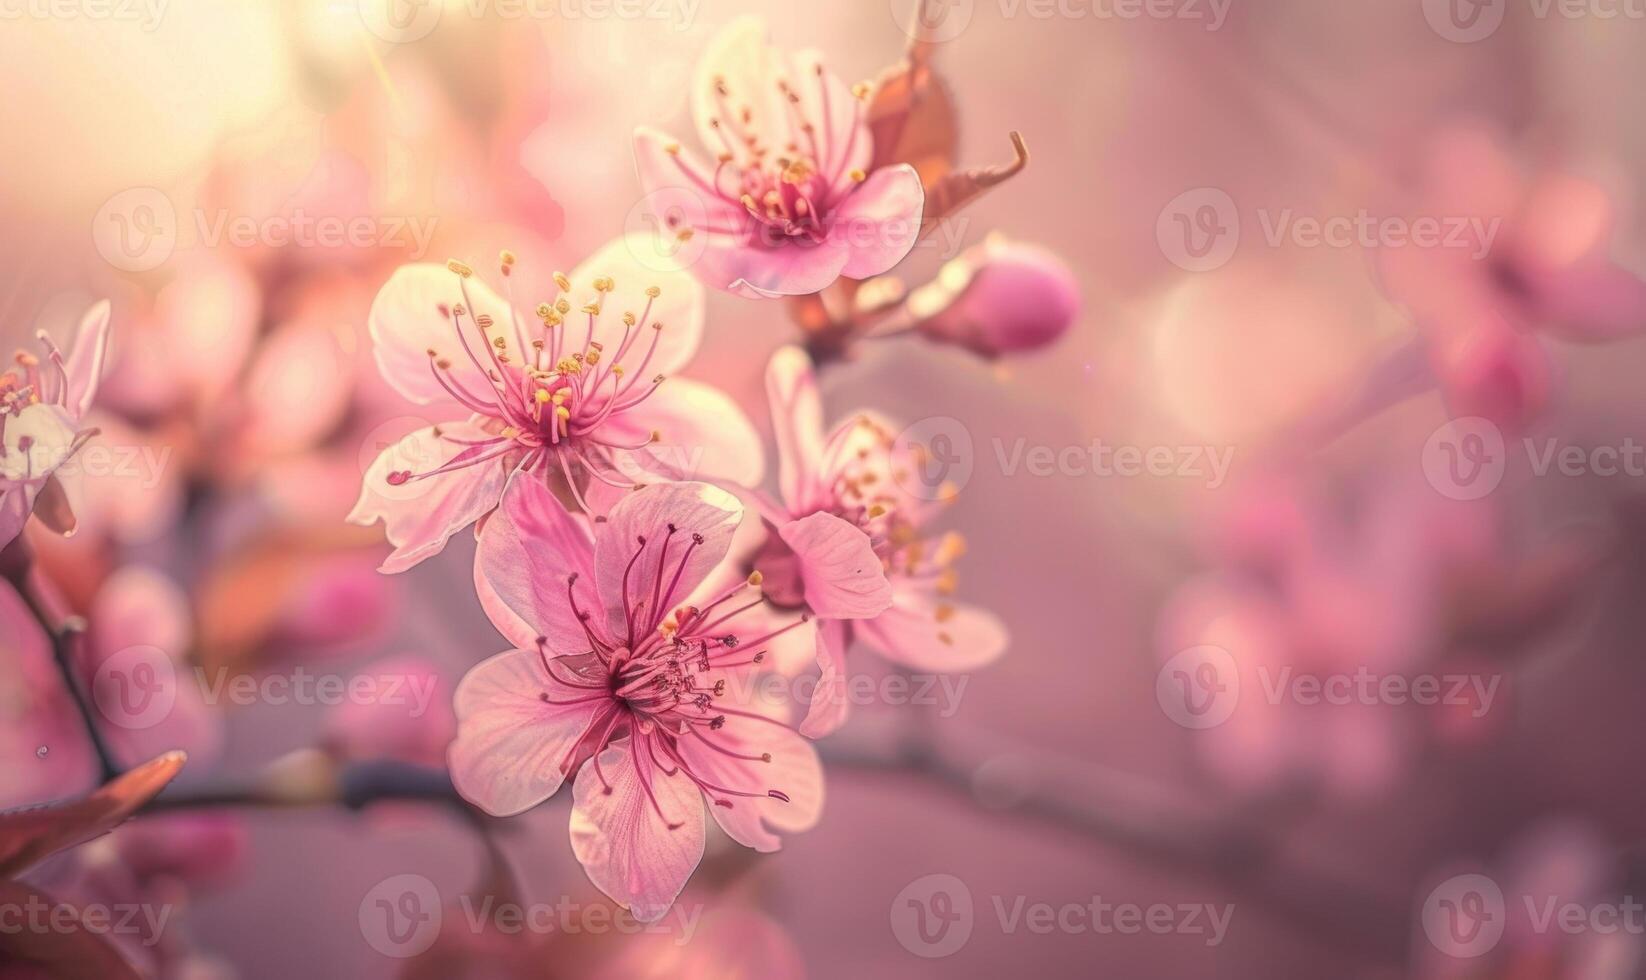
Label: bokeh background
xmin=5 ymin=0 xmax=1646 ymax=976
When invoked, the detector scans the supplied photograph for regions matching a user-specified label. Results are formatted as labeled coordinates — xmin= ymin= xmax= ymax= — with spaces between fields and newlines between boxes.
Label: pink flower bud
xmin=917 ymin=239 xmax=1080 ymax=358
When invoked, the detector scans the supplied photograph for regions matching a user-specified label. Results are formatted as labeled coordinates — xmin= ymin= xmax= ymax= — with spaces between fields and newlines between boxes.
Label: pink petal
xmin=566 ymin=235 xmax=705 ymax=378
xmin=449 ymin=649 xmax=606 ymax=817
xmin=601 ymin=377 xmax=765 ymax=487
xmin=568 ymin=738 xmax=706 ymax=922
xmin=855 ymin=585 xmax=1009 ymax=673
xmin=593 ymin=483 xmax=744 ymax=642
xmin=689 ymin=17 xmax=791 ymax=165
xmin=369 ymin=264 xmax=512 ymax=412
xmin=765 ymin=346 xmax=825 ymax=513
xmin=675 ymin=710 xmax=823 ymax=852
xmin=727 ymin=239 xmax=853 ymax=299
xmin=1532 ymin=258 xmax=1646 ymax=343
xmin=62 ymin=300 xmax=111 ymax=421
xmin=474 ymin=474 xmax=599 ymax=654
xmin=831 ymin=164 xmax=925 ymax=280
xmin=798 ymin=618 xmax=851 ymax=738
xmin=348 ymin=422 xmax=517 ymax=573
xmin=776 ymin=512 xmax=893 ymax=619
xmin=631 ymin=126 xmax=745 ymax=228
xmin=0 ymin=485 xmax=31 ymax=551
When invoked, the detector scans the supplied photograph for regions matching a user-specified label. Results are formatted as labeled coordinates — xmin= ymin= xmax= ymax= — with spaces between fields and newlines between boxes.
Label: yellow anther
xmin=849 ymin=168 xmax=867 ymax=182
xmin=447 ymin=260 xmax=473 ymax=278
xmin=535 ymin=389 xmax=552 ymax=404
xmin=536 ymin=302 xmax=553 ymax=318
xmin=622 ymin=312 xmax=637 ymax=327
xmin=645 ymin=286 xmax=661 ymax=298
xmin=747 ymin=570 xmax=765 ymax=587
xmin=553 ymin=272 xmax=572 ymax=292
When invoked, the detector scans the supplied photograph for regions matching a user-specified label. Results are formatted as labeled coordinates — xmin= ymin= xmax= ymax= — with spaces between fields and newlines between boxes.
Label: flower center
xmin=542 ymin=530 xmax=807 ymax=828
xmin=384 ymin=257 xmax=676 ymax=512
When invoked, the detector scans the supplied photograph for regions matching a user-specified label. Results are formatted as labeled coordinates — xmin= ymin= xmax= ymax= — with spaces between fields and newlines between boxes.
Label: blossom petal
xmin=0 ymin=751 xmax=187 ymax=879
xmin=369 ymin=264 xmax=512 ymax=411
xmin=348 ymin=422 xmax=516 ymax=573
xmin=474 ymin=474 xmax=599 ymax=654
xmin=798 ymin=618 xmax=851 ymax=738
xmin=832 ymin=164 xmax=925 ymax=280
xmin=569 ymin=738 xmax=706 ymax=922
xmin=765 ymin=346 xmax=825 ymax=513
xmin=690 ymin=17 xmax=790 ymax=164
xmin=449 ymin=649 xmax=607 ymax=817
xmin=0 ymin=403 xmax=78 ymax=482
xmin=569 ymin=235 xmax=704 ymax=378
xmin=856 ymin=584 xmax=1009 ymax=672
xmin=632 ymin=126 xmax=745 ymax=227
xmin=776 ymin=512 xmax=893 ymax=619
xmin=593 ymin=483 xmax=743 ymax=641
xmin=675 ymin=711 xmax=823 ymax=852
xmin=602 ymin=377 xmax=765 ymax=487
xmin=715 ymin=237 xmax=853 ymax=299
xmin=63 ymin=300 xmax=112 ymax=420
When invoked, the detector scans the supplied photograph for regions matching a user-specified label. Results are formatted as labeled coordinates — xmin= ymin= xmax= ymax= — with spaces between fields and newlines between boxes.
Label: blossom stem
xmin=132 ymin=727 xmax=1405 ymax=966
xmin=0 ymin=537 xmax=122 ymax=784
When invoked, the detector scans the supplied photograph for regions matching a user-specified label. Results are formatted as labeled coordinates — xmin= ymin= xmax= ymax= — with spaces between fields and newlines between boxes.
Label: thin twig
xmin=0 ymin=539 xmax=122 ymax=783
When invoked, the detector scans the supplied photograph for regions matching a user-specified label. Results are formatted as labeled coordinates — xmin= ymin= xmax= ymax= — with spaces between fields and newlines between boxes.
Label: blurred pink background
xmin=6 ymin=0 xmax=1646 ymax=977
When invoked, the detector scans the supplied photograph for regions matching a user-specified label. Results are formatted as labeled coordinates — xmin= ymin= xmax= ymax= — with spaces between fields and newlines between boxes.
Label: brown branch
xmin=0 ymin=537 xmax=121 ymax=783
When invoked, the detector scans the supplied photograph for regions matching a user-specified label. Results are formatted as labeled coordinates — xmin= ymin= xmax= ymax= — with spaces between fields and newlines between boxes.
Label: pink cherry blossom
xmin=1378 ymin=124 xmax=1646 ymax=429
xmin=633 ymin=17 xmax=925 ymax=298
xmin=915 ymin=237 xmax=1081 ymax=358
xmin=747 ymin=347 xmax=1006 ymax=737
xmin=0 ymin=301 xmax=111 ymax=550
xmin=452 ymin=480 xmax=822 ymax=921
xmin=349 ymin=237 xmax=763 ymax=573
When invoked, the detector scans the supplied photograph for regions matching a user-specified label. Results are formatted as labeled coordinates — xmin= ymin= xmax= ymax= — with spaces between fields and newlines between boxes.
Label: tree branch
xmin=0 ymin=537 xmax=121 ymax=784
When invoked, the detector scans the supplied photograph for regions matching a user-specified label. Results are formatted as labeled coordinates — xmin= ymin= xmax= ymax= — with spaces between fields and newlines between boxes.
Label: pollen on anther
xmin=447 ymin=260 xmax=474 ymax=278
